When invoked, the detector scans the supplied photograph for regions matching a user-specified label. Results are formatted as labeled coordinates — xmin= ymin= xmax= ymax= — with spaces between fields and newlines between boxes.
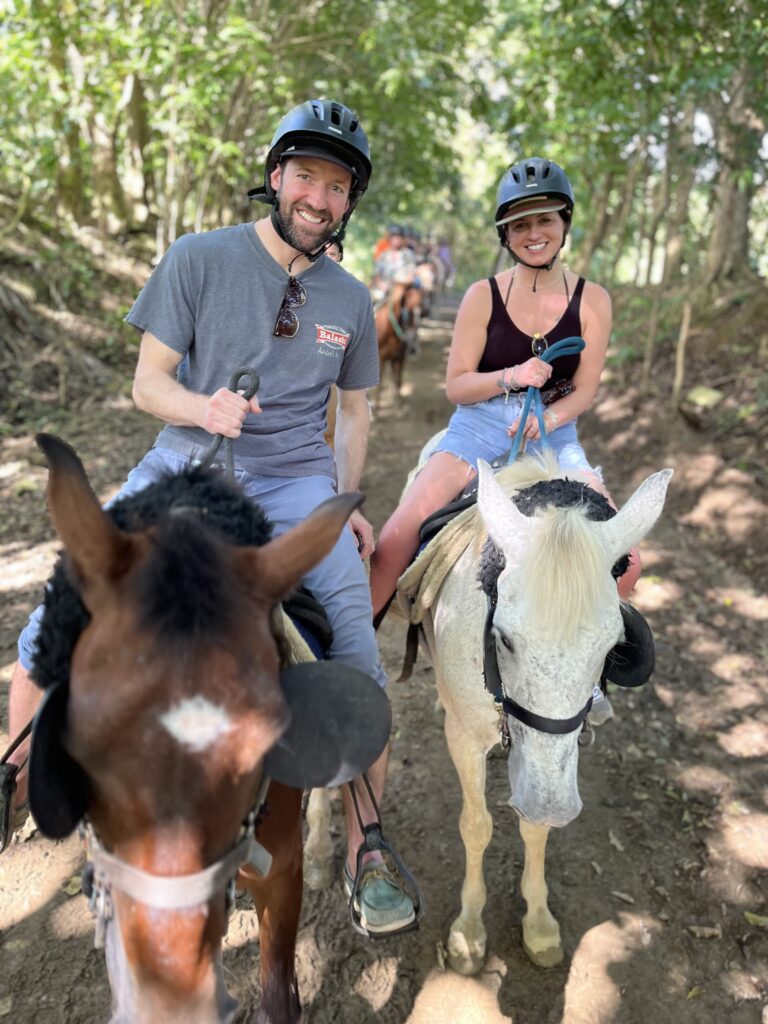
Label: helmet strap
xmin=269 ymin=204 xmax=344 ymax=264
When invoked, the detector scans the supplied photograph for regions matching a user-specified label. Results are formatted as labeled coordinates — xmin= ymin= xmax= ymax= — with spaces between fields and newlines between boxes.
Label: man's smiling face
xmin=271 ymin=157 xmax=352 ymax=252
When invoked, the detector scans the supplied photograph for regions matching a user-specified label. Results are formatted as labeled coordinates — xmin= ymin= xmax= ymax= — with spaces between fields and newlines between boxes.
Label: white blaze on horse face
xmin=160 ymin=696 xmax=233 ymax=752
xmin=600 ymin=468 xmax=673 ymax=563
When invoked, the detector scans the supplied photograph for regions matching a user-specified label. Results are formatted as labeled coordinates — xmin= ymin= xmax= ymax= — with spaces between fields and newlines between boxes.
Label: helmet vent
xmin=310 ymin=101 xmax=323 ymax=119
xmin=349 ymin=118 xmax=359 ymax=132
xmin=330 ymin=104 xmax=343 ymax=126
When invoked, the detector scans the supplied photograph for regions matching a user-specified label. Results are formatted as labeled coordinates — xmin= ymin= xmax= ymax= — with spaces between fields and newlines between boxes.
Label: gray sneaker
xmin=344 ymin=860 xmax=416 ymax=934
xmin=588 ymin=685 xmax=614 ymax=727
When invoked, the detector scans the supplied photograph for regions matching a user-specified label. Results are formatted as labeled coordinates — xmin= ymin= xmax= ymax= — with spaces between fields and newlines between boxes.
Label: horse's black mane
xmin=32 ymin=465 xmax=273 ymax=692
xmin=478 ymin=477 xmax=629 ymax=596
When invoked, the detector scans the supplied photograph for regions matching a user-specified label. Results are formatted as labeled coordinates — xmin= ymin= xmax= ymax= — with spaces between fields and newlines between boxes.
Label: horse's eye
xmin=498 ymin=632 xmax=514 ymax=653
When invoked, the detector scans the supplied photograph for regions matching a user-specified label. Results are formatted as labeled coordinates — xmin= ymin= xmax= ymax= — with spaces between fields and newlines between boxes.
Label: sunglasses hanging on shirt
xmin=273 ymin=274 xmax=307 ymax=338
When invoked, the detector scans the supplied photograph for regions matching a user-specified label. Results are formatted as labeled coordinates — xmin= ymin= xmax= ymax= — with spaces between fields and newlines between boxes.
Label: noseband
xmin=83 ymin=774 xmax=273 ymax=949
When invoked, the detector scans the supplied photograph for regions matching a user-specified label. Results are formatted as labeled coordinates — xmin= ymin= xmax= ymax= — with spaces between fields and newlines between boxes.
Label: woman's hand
xmin=512 ymin=357 xmax=553 ymax=390
xmin=508 ymin=409 xmax=559 ymax=443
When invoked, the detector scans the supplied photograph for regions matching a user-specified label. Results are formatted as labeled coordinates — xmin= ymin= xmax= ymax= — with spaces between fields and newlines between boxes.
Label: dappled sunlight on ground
xmin=673 ymin=763 xmax=734 ymax=797
xmin=354 ymin=955 xmax=399 ymax=1013
xmin=0 ymin=539 xmax=59 ymax=593
xmin=710 ymin=586 xmax=768 ymax=621
xmin=719 ymin=719 xmax=768 ymax=758
xmin=721 ymin=812 xmax=768 ymax=870
xmin=562 ymin=913 xmax=661 ymax=1023
xmin=49 ymin=894 xmax=93 ymax=940
xmin=680 ymin=468 xmax=767 ymax=544
xmin=404 ymin=957 xmax=511 ymax=1024
xmin=631 ymin=568 xmax=683 ymax=611
xmin=0 ymin=834 xmax=83 ymax=931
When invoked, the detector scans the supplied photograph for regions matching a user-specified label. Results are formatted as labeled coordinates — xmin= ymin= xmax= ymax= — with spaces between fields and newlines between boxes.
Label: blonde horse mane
xmin=492 ymin=453 xmax=610 ymax=639
xmin=397 ymin=451 xmax=610 ymax=639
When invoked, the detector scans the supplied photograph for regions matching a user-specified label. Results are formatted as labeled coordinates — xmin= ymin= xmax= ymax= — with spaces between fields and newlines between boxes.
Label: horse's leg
xmin=443 ymin=709 xmax=493 ymax=975
xmin=239 ymin=782 xmax=303 ymax=1024
xmin=518 ymin=818 xmax=564 ymax=968
xmin=374 ymin=353 xmax=385 ymax=412
xmin=393 ymin=354 xmax=404 ymax=407
xmin=303 ymin=788 xmax=335 ymax=890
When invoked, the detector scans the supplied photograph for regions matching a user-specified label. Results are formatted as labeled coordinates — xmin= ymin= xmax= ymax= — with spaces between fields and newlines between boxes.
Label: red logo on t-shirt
xmin=315 ymin=324 xmax=350 ymax=350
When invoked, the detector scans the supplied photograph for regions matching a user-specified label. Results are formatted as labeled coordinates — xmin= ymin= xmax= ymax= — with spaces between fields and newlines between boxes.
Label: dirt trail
xmin=1 ymin=296 xmax=766 ymax=1023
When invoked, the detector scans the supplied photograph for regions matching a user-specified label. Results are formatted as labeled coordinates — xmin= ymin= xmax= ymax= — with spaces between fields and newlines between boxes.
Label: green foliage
xmin=0 ymin=0 xmax=764 ymax=297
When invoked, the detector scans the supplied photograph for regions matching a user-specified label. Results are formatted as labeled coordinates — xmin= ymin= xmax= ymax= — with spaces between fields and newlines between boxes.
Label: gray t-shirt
xmin=126 ymin=222 xmax=379 ymax=478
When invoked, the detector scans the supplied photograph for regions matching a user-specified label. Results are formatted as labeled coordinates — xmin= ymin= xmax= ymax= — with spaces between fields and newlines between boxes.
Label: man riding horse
xmin=4 ymin=99 xmax=416 ymax=935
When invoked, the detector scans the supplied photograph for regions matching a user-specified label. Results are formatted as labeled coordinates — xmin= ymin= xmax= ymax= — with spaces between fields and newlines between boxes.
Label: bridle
xmin=83 ymin=773 xmax=274 ymax=949
xmin=482 ymin=586 xmax=593 ymax=740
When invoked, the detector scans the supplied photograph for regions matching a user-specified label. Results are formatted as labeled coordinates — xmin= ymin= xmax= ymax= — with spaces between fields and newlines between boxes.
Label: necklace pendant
xmin=532 ymin=332 xmax=548 ymax=357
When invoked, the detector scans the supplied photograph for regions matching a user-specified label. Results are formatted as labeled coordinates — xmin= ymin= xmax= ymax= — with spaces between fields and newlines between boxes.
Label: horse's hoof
xmin=303 ymin=858 xmax=334 ymax=891
xmin=522 ymin=938 xmax=564 ymax=968
xmin=447 ymin=933 xmax=486 ymax=976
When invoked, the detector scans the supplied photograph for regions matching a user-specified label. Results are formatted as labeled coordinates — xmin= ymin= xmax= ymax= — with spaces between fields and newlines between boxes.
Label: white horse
xmin=304 ymin=449 xmax=672 ymax=974
xmin=393 ymin=452 xmax=672 ymax=973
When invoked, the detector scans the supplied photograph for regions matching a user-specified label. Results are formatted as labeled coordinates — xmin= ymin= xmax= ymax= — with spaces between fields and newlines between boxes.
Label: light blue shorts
xmin=18 ymin=445 xmax=386 ymax=688
xmin=433 ymin=393 xmax=601 ymax=478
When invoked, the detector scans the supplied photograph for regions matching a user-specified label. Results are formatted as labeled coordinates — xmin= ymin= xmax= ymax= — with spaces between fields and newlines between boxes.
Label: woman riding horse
xmin=369 ymin=157 xmax=641 ymax=724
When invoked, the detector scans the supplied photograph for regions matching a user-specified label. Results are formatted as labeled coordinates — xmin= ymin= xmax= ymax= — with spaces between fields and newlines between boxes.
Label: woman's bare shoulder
xmin=581 ymin=277 xmax=612 ymax=312
xmin=458 ymin=277 xmax=494 ymax=313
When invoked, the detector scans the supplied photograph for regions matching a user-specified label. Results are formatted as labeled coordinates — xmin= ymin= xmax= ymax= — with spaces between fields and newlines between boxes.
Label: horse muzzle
xmin=506 ymin=727 xmax=583 ymax=828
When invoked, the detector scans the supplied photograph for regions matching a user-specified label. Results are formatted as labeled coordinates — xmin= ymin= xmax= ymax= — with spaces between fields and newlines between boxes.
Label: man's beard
xmin=276 ymin=198 xmax=338 ymax=253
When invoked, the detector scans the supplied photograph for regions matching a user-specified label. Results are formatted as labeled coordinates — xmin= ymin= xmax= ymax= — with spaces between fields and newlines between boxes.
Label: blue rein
xmin=508 ymin=335 xmax=586 ymax=463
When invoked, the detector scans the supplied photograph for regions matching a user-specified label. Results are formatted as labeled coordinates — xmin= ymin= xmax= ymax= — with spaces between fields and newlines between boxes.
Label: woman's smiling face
xmin=505 ymin=211 xmax=566 ymax=265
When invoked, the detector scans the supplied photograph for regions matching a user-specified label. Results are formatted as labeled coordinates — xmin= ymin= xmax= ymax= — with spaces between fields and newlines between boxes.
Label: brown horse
xmin=27 ymin=435 xmax=388 ymax=1024
xmin=374 ymin=281 xmax=421 ymax=409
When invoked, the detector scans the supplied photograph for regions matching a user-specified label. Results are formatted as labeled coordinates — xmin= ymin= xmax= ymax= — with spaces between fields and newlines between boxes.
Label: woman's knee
xmin=618 ymin=546 xmax=641 ymax=601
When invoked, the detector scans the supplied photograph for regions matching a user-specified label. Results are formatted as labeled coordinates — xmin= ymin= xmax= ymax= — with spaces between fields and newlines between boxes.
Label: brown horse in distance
xmin=374 ymin=281 xmax=421 ymax=410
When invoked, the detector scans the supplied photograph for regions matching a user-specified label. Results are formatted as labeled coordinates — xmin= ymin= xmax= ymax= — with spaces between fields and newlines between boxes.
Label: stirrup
xmin=346 ymin=775 xmax=424 ymax=938
xmin=0 ymin=763 xmax=20 ymax=854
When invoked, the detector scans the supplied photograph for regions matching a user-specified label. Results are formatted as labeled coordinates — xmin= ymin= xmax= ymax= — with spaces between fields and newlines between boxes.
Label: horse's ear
xmin=37 ymin=434 xmax=135 ymax=599
xmin=248 ymin=491 xmax=364 ymax=602
xmin=477 ymin=460 xmax=533 ymax=560
xmin=599 ymin=469 xmax=673 ymax=564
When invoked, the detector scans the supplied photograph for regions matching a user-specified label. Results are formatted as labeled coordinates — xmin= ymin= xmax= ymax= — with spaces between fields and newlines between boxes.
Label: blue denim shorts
xmin=19 ymin=445 xmax=386 ymax=688
xmin=433 ymin=394 xmax=601 ymax=478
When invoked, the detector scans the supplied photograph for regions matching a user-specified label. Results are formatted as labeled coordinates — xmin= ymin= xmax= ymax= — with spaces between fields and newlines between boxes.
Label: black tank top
xmin=478 ymin=275 xmax=585 ymax=384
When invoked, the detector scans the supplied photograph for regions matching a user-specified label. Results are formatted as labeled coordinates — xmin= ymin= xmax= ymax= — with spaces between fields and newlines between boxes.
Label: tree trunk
xmin=50 ymin=30 xmax=87 ymax=223
xmin=640 ymin=158 xmax=670 ymax=287
xmin=119 ymin=74 xmax=152 ymax=229
xmin=572 ymin=173 xmax=613 ymax=277
xmin=662 ymin=98 xmax=697 ymax=285
xmin=702 ymin=63 xmax=762 ymax=285
xmin=605 ymin=140 xmax=647 ymax=285
xmin=90 ymin=111 xmax=127 ymax=234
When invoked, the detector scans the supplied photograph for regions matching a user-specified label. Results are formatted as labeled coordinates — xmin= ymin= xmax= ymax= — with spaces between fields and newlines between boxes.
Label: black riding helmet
xmin=495 ymin=158 xmax=574 ymax=270
xmin=248 ymin=100 xmax=371 ymax=257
